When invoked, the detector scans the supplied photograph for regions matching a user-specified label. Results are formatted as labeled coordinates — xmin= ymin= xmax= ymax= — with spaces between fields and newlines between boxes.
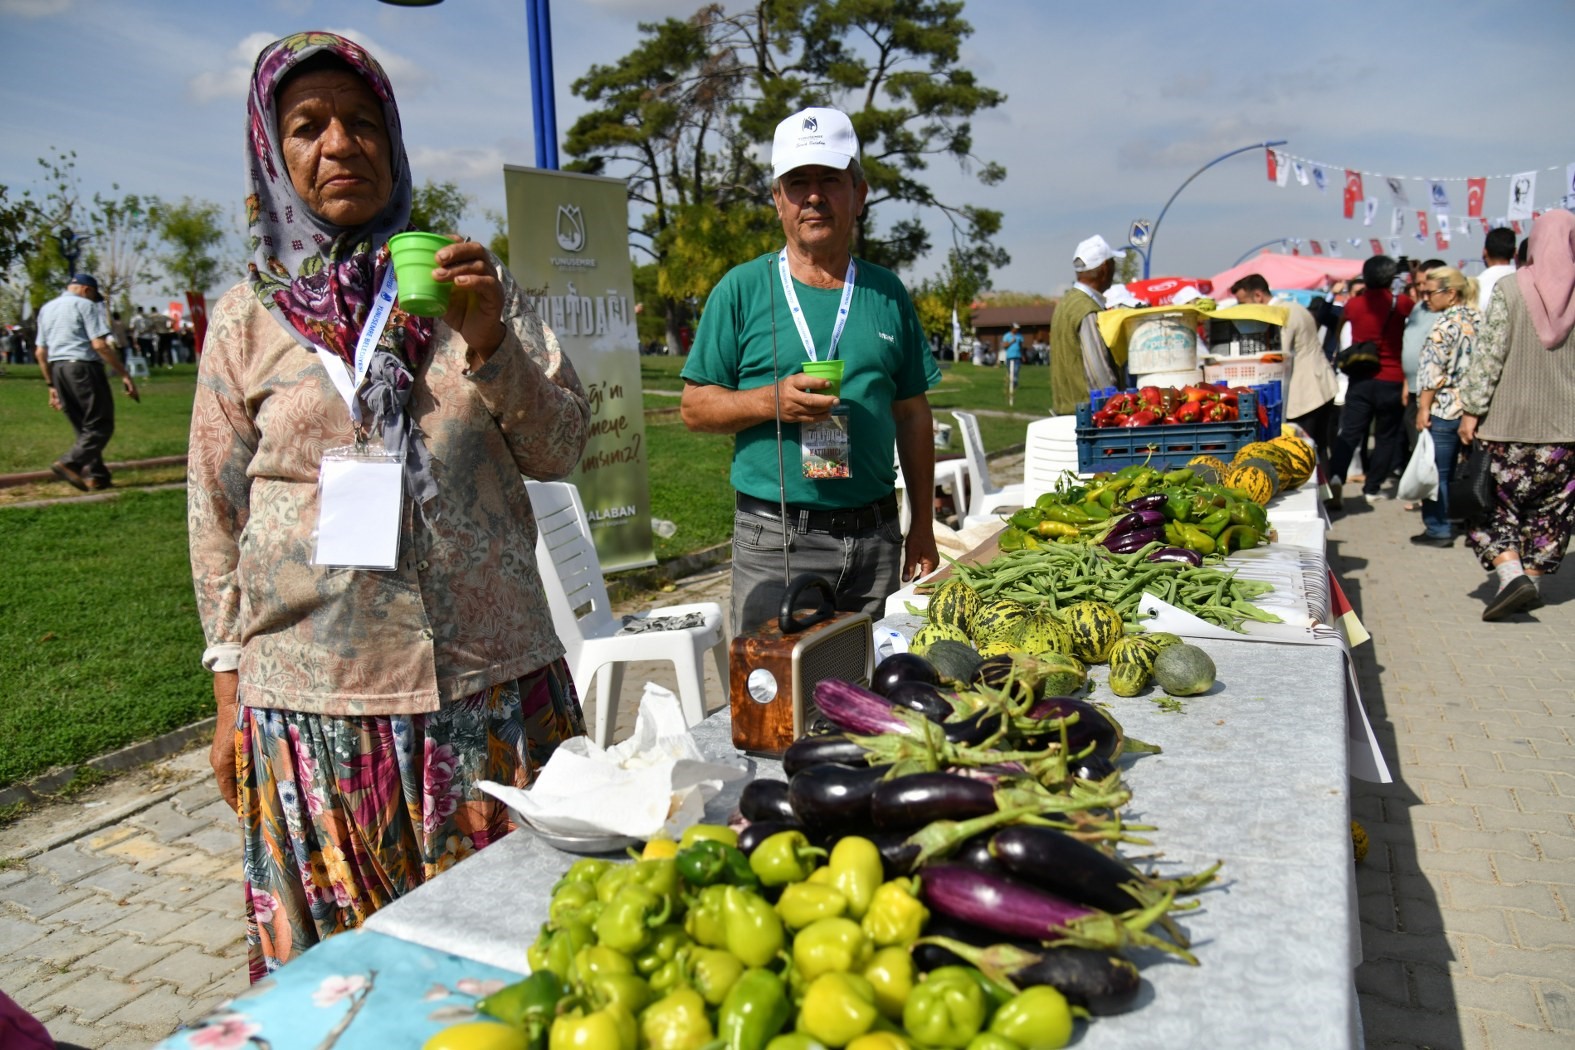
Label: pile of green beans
xmin=946 ymin=541 xmax=1282 ymax=633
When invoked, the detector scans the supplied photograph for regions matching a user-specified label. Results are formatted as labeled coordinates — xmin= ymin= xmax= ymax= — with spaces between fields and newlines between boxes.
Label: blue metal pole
xmin=1145 ymin=139 xmax=1287 ymax=278
xmin=525 ymin=0 xmax=547 ymax=168
xmin=537 ymin=0 xmax=559 ymax=169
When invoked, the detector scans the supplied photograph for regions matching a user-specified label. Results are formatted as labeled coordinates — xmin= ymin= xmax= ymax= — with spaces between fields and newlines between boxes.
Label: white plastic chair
xmin=893 ymin=450 xmax=971 ymax=533
xmin=951 ymin=410 xmax=1027 ymax=529
xmin=1022 ymin=415 xmax=1083 ymax=496
xmin=126 ymin=353 xmax=150 ymax=380
xmin=525 ymin=480 xmax=727 ymax=748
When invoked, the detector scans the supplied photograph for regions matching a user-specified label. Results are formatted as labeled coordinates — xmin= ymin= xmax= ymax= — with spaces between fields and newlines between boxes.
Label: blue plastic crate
xmin=1075 ymin=388 xmax=1259 ymax=472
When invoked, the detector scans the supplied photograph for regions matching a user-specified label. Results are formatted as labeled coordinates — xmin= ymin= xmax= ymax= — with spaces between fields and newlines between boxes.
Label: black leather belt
xmin=736 ymin=492 xmax=897 ymax=535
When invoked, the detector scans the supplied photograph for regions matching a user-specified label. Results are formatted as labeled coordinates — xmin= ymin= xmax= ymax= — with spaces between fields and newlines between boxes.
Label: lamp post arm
xmin=1145 ymin=139 xmax=1286 ymax=278
xmin=1232 ymin=239 xmax=1291 ymax=267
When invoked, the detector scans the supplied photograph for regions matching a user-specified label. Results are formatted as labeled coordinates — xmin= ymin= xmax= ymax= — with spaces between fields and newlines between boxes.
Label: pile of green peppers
xmin=999 ymin=465 xmax=1269 ymax=557
xmin=432 ymin=825 xmax=1074 ymax=1050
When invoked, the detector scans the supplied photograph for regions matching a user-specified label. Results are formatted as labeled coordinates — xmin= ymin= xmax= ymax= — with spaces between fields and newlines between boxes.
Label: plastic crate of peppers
xmin=424 ymin=668 xmax=1217 ymax=1050
xmin=1076 ymin=385 xmax=1267 ymax=474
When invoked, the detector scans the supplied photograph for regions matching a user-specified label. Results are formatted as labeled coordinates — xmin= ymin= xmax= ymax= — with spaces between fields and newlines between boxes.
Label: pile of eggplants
xmin=726 ymin=651 xmax=1221 ymax=1016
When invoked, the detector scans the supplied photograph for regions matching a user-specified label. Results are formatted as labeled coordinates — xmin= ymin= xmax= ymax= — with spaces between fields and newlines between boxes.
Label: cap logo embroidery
xmin=803 ymin=117 xmax=818 ymax=132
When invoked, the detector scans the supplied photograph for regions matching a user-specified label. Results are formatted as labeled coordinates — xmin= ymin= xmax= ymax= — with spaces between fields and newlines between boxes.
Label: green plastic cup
xmin=802 ymin=359 xmax=845 ymax=397
xmin=388 ymin=231 xmax=453 ymax=317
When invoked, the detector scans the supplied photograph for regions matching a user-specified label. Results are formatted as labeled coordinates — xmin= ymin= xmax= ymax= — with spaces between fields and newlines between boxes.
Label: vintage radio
xmin=729 ymin=574 xmax=873 ymax=755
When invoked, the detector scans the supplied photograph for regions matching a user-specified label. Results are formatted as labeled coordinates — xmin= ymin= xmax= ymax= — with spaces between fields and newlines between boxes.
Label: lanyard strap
xmin=314 ymin=264 xmax=400 ymax=420
xmin=776 ymin=248 xmax=856 ymax=363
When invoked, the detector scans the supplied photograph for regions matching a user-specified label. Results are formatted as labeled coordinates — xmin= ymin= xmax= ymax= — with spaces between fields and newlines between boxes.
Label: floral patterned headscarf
xmin=245 ymin=32 xmax=437 ymax=505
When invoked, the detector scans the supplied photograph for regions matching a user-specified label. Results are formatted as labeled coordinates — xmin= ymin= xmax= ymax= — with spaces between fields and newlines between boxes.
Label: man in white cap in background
xmin=681 ymin=106 xmax=939 ymax=632
xmin=1049 ymin=234 xmax=1127 ymax=415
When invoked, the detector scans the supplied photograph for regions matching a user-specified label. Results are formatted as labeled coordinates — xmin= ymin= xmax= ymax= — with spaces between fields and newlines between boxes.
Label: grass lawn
xmin=0 ymin=353 xmax=1051 ymax=788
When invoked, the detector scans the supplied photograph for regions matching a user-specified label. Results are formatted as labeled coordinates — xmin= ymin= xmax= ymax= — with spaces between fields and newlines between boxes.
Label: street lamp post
xmin=1142 ymin=139 xmax=1286 ymax=278
xmin=55 ymin=227 xmax=83 ymax=275
xmin=1232 ymin=238 xmax=1292 ymax=267
xmin=378 ymin=0 xmax=559 ymax=170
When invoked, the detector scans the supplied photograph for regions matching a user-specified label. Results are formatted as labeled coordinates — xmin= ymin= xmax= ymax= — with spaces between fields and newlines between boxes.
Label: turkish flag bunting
xmin=1265 ymin=149 xmax=1278 ymax=183
xmin=1436 ymin=232 xmax=1447 ymax=250
xmin=1369 ymin=238 xmax=1383 ymax=254
xmin=1344 ymin=170 xmax=1364 ymax=219
xmin=1467 ymin=178 xmax=1486 ymax=218
xmin=1310 ymin=241 xmax=1324 ymax=256
xmin=1417 ymin=211 xmax=1429 ymax=237
xmin=1512 ymin=220 xmax=1523 ymax=234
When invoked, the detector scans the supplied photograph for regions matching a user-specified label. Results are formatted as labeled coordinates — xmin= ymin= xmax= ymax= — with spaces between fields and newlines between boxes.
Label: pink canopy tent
xmin=1210 ymin=252 xmax=1364 ymax=294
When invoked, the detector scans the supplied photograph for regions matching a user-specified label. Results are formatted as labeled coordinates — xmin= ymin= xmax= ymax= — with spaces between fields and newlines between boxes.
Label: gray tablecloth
xmin=367 ymin=638 xmax=1357 ymax=1049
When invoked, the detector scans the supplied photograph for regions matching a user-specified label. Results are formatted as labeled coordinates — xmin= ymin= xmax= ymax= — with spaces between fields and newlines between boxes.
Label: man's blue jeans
xmin=1422 ymin=415 xmax=1462 ymax=538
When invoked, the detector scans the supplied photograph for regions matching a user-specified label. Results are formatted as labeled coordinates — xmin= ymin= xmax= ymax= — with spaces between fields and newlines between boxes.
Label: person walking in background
xmin=680 ymin=105 xmax=939 ymax=632
xmin=1477 ymin=227 xmax=1517 ymax=317
xmin=1327 ymin=255 xmax=1414 ymax=508
xmin=1233 ymin=273 xmax=1338 ymax=474
xmin=1458 ymin=210 xmax=1575 ymax=620
xmin=1001 ymin=321 xmax=1023 ymax=404
xmin=1411 ymin=266 xmax=1482 ymax=547
xmin=33 ymin=273 xmax=140 ymax=491
xmin=1399 ymin=258 xmax=1448 ymax=504
xmin=1049 ymin=234 xmax=1125 ymax=415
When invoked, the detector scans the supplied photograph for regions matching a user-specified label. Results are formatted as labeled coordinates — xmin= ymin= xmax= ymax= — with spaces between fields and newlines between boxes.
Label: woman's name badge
xmin=801 ymin=405 xmax=852 ymax=480
xmin=313 ymin=446 xmax=403 ymax=569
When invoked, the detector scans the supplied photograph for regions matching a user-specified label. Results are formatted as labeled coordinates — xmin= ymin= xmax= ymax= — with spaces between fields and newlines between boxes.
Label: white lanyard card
xmin=313 ymin=445 xmax=403 ymax=569
xmin=801 ymin=405 xmax=852 ymax=480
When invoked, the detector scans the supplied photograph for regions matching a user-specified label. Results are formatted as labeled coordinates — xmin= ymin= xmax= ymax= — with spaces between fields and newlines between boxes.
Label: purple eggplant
xmin=1021 ymin=696 xmax=1123 ymax=759
xmin=883 ymin=680 xmax=956 ymax=724
xmin=813 ymin=678 xmax=922 ymax=737
xmin=943 ymin=708 xmax=1007 ymax=746
xmin=1106 ymin=509 xmax=1167 ymax=538
xmin=737 ymin=820 xmax=805 ymax=856
xmin=917 ymin=863 xmax=1196 ymax=962
xmin=916 ymin=936 xmax=1143 ymax=1016
xmin=1102 ymin=528 xmax=1165 ymax=554
xmin=782 ymin=733 xmax=873 ymax=776
xmin=950 ymin=832 xmax=1008 ymax=875
xmin=1123 ymin=494 xmax=1168 ymax=513
xmin=859 ymin=830 xmax=922 ymax=877
xmin=1147 ymin=546 xmax=1203 ymax=566
xmin=869 ymin=772 xmax=999 ymax=830
xmin=1071 ymin=753 xmax=1119 ymax=782
xmin=988 ymin=825 xmax=1158 ymax=915
xmin=787 ymin=761 xmax=890 ymax=831
xmin=871 ymin=653 xmax=940 ymax=696
xmin=738 ymin=779 xmax=796 ymax=823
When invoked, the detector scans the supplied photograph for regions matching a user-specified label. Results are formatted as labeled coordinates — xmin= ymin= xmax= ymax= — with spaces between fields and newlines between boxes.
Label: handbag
xmin=1397 ymin=428 xmax=1438 ymax=502
xmin=1335 ymin=296 xmax=1393 ymax=378
xmin=1448 ymin=442 xmax=1494 ymax=523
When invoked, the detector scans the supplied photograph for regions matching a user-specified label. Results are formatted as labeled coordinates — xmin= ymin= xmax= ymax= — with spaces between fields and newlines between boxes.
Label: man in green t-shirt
xmin=681 ymin=106 xmax=939 ymax=632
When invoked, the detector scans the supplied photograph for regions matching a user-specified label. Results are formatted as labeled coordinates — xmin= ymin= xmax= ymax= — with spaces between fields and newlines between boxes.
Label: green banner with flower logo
xmin=503 ymin=166 xmax=653 ymax=571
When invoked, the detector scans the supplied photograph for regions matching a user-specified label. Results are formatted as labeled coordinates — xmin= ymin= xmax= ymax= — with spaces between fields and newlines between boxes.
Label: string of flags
xmin=1264 ymin=234 xmax=1493 ymax=273
xmin=1263 ymin=149 xmax=1575 ymax=234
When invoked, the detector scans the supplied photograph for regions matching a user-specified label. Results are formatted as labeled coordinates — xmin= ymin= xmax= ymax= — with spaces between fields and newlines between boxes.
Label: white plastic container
xmin=1133 ymin=367 xmax=1204 ymax=388
xmin=1126 ymin=312 xmax=1200 ymax=375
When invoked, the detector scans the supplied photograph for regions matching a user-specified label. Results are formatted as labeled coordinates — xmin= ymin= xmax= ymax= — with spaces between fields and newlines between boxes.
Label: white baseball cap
xmin=772 ymin=107 xmax=860 ymax=180
xmin=1073 ymin=234 xmax=1125 ymax=272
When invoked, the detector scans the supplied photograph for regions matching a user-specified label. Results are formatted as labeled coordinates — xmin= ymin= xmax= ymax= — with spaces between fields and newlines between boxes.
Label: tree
xmin=156 ymin=198 xmax=226 ymax=296
xmin=88 ymin=191 xmax=161 ymax=308
xmin=409 ymin=179 xmax=472 ymax=236
xmin=563 ymin=0 xmax=1007 ymax=342
xmin=1115 ymin=250 xmax=1141 ymax=285
xmin=0 ymin=185 xmax=37 ymax=275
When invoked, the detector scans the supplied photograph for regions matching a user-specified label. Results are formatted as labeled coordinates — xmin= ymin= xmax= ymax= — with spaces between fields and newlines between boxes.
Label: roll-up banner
xmin=503 ymin=166 xmax=654 ymax=571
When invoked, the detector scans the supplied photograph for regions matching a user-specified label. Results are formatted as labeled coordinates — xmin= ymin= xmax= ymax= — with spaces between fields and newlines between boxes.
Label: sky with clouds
xmin=2 ymin=0 xmax=1573 ymax=298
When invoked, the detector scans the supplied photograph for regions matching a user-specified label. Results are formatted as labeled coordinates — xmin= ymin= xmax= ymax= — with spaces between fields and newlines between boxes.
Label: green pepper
xmin=1040 ymin=503 xmax=1089 ymax=525
xmin=1007 ymin=507 xmax=1046 ymax=530
xmin=635 ymin=924 xmax=690 ymax=976
xmin=683 ymin=945 xmax=745 ymax=1007
xmin=862 ymin=945 xmax=915 ymax=1022
xmin=574 ymin=944 xmax=634 ymax=983
xmin=764 ymin=1037 xmax=824 ymax=1050
xmin=793 ymin=916 xmax=872 ymax=980
xmin=1164 ymin=491 xmax=1193 ymax=522
xmin=1114 ymin=463 xmax=1147 ymax=480
xmin=559 ymin=858 xmax=612 ymax=889
xmin=584 ymin=972 xmax=652 ymax=1017
xmin=526 ymin=923 xmax=552 ymax=974
xmin=1228 ymin=498 xmax=1268 ymax=530
xmin=718 ymin=968 xmax=792 ymax=1050
xmin=722 ymin=886 xmax=785 ymax=967
xmin=903 ymin=968 xmax=987 ymax=1049
xmin=595 ymin=861 xmax=637 ymax=904
xmin=476 ymin=969 xmax=566 ymax=1044
xmin=1095 ymin=484 xmax=1121 ymax=511
xmin=595 ymin=884 xmax=672 ymax=954
xmin=774 ymin=882 xmax=849 ymax=930
xmin=631 ymin=858 xmax=681 ymax=909
xmin=966 ymin=1035 xmax=1021 ymax=1050
xmin=930 ymin=965 xmax=1010 ymax=1015
xmin=542 ymin=920 xmax=596 ymax=982
xmin=1196 ymin=508 xmax=1230 ymax=537
xmin=827 ymin=838 xmax=883 ymax=920
xmin=748 ymin=830 xmax=825 ymax=887
xmin=548 ymin=880 xmax=599 ymax=927
xmin=677 ymin=840 xmax=759 ymax=890
xmin=1034 ymin=519 xmax=1079 ymax=539
xmin=639 ymin=986 xmax=714 ymax=1050
xmin=1178 ymin=523 xmax=1216 ymax=555
xmin=797 ymin=972 xmax=879 ymax=1047
xmin=1218 ymin=524 xmax=1262 ymax=553
xmin=988 ymin=986 xmax=1073 ymax=1050
xmin=549 ymin=1006 xmax=634 ymax=1050
xmin=1163 ymin=466 xmax=1195 ymax=486
xmin=860 ymin=878 xmax=929 ymax=947
xmin=997 ymin=527 xmax=1029 ymax=552
xmin=1077 ymin=501 xmax=1110 ymax=522
xmin=684 ymin=885 xmax=730 ymax=949
xmin=679 ymin=823 xmax=739 ymax=849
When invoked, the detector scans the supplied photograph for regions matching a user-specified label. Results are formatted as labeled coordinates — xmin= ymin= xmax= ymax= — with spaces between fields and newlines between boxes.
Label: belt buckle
xmin=829 ymin=508 xmax=856 ymax=533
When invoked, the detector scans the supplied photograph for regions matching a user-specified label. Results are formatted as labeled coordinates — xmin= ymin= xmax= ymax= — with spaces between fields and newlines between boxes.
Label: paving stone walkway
xmin=1 ymin=455 xmax=1571 ymax=1048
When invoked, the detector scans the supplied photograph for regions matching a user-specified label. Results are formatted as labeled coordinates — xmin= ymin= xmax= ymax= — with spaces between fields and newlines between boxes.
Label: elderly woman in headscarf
xmin=1458 ymin=209 xmax=1575 ymax=621
xmin=188 ymin=32 xmax=591 ymax=978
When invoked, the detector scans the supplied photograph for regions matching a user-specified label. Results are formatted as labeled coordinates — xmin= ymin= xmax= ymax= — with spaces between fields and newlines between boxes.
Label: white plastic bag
xmin=1397 ymin=428 xmax=1438 ymax=502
